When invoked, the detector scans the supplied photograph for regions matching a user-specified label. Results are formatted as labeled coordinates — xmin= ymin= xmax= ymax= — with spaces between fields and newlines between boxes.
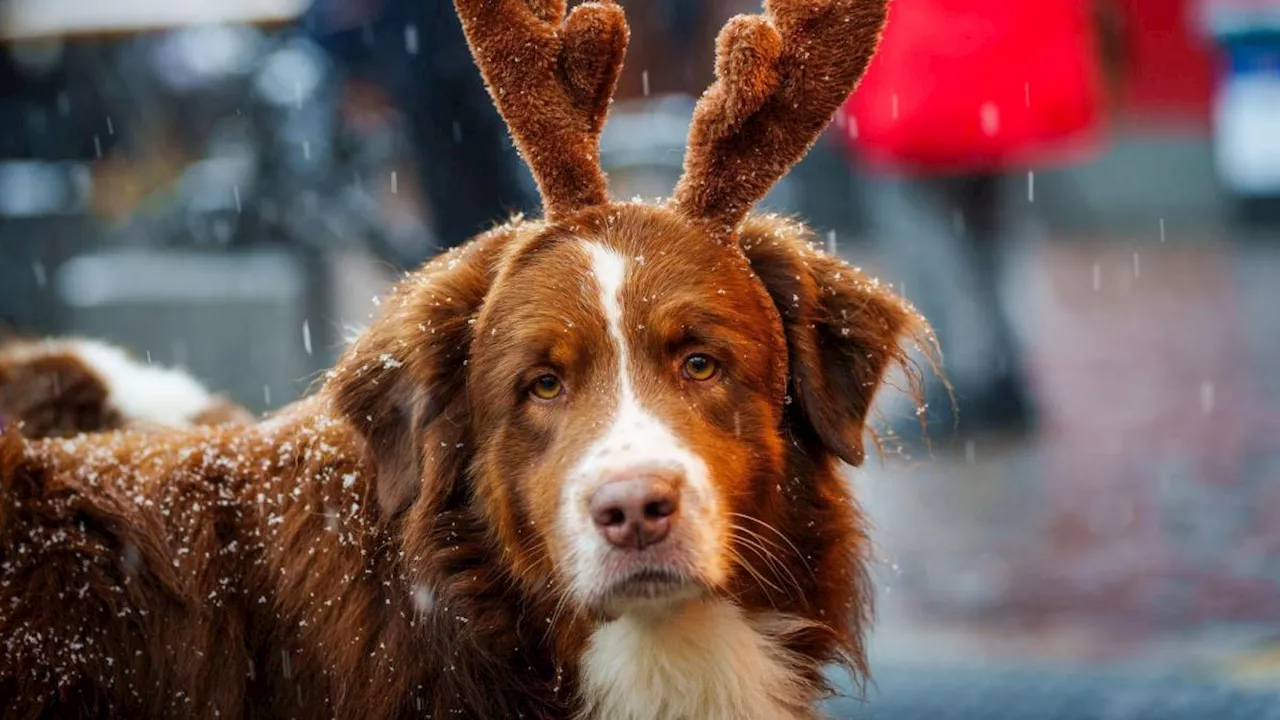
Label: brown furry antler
xmin=453 ymin=0 xmax=628 ymax=221
xmin=673 ymin=0 xmax=889 ymax=234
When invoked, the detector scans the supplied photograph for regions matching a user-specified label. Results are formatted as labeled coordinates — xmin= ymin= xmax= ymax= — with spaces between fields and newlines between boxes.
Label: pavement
xmin=825 ymin=662 xmax=1280 ymax=720
xmin=838 ymin=232 xmax=1280 ymax=717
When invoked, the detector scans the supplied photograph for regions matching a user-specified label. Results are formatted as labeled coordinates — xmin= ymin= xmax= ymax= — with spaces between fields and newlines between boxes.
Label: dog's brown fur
xmin=0 ymin=2 xmax=921 ymax=718
xmin=0 ymin=350 xmax=120 ymax=439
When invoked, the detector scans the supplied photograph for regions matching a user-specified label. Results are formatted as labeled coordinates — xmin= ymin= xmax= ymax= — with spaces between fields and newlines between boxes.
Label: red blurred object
xmin=838 ymin=0 xmax=1106 ymax=174
xmin=1118 ymin=0 xmax=1216 ymax=126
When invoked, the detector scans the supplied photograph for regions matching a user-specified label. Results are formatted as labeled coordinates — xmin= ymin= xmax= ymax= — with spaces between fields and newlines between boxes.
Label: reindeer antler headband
xmin=454 ymin=0 xmax=889 ymax=233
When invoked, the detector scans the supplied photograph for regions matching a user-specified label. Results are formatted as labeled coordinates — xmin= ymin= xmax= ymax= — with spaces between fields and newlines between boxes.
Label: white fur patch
xmin=69 ymin=339 xmax=215 ymax=427
xmin=579 ymin=600 xmax=814 ymax=720
xmin=563 ymin=244 xmax=721 ymax=599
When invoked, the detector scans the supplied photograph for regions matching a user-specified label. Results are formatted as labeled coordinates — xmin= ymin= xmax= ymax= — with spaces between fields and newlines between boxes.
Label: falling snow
xmin=405 ymin=24 xmax=420 ymax=55
xmin=1201 ymin=381 xmax=1215 ymax=414
xmin=980 ymin=101 xmax=999 ymax=136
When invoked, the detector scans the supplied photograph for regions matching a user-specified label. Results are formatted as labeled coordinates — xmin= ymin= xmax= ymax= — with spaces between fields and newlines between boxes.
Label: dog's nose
xmin=589 ymin=476 xmax=680 ymax=550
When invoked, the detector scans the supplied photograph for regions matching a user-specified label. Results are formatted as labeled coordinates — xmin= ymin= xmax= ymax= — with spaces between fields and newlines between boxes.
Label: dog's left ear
xmin=327 ymin=225 xmax=516 ymax=519
xmin=741 ymin=217 xmax=921 ymax=466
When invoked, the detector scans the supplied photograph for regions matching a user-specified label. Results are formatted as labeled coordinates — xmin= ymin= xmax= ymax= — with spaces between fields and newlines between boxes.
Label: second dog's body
xmin=0 ymin=339 xmax=252 ymax=438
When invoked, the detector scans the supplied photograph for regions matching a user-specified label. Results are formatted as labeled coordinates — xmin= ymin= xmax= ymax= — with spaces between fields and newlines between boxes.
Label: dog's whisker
xmin=730 ymin=527 xmax=802 ymax=590
xmin=729 ymin=529 xmax=806 ymax=600
xmin=725 ymin=546 xmax=788 ymax=601
xmin=728 ymin=512 xmax=817 ymax=581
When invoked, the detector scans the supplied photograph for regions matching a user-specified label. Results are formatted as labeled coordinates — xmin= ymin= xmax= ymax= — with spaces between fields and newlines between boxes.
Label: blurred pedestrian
xmin=303 ymin=0 xmax=538 ymax=261
xmin=837 ymin=0 xmax=1107 ymax=444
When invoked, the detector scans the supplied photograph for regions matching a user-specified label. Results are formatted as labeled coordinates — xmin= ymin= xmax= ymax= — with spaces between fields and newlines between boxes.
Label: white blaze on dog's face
xmin=467 ymin=207 xmax=792 ymax=618
xmin=566 ymin=241 xmax=721 ymax=614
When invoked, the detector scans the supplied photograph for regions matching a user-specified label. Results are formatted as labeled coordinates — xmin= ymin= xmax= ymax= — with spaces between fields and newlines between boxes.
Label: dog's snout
xmin=589 ymin=476 xmax=681 ymax=550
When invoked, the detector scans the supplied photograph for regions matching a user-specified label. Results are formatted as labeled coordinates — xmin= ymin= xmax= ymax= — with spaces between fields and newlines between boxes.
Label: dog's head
xmin=328 ymin=0 xmax=914 ymax=674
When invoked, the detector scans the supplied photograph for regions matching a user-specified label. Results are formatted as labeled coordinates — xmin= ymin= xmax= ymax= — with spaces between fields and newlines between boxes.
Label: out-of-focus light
xmin=0 ymin=161 xmax=90 ymax=217
xmin=0 ymin=0 xmax=314 ymax=41
xmin=253 ymin=42 xmax=327 ymax=109
xmin=152 ymin=26 xmax=262 ymax=92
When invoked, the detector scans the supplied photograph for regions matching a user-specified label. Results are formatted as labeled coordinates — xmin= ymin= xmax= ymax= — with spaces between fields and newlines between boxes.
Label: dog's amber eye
xmin=682 ymin=354 xmax=718 ymax=381
xmin=531 ymin=374 xmax=564 ymax=400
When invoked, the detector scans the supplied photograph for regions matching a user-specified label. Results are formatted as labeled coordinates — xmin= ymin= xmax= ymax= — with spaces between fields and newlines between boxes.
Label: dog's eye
xmin=531 ymin=374 xmax=564 ymax=400
xmin=682 ymin=354 xmax=718 ymax=381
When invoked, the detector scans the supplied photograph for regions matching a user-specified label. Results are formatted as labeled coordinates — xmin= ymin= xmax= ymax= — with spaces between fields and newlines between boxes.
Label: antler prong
xmin=714 ymin=17 xmax=783 ymax=132
xmin=454 ymin=0 xmax=628 ymax=221
xmin=673 ymin=0 xmax=889 ymax=235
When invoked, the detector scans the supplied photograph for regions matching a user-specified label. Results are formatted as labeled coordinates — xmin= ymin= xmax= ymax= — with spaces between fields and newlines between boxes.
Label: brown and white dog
xmin=0 ymin=1 xmax=926 ymax=718
xmin=0 ymin=338 xmax=253 ymax=438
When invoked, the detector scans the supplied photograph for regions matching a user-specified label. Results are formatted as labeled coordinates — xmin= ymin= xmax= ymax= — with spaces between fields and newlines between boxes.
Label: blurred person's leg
xmin=388 ymin=1 xmax=536 ymax=252
xmin=308 ymin=0 xmax=537 ymax=262
xmin=949 ymin=173 xmax=1024 ymax=380
xmin=949 ymin=173 xmax=1032 ymax=430
xmin=864 ymin=171 xmax=1032 ymax=443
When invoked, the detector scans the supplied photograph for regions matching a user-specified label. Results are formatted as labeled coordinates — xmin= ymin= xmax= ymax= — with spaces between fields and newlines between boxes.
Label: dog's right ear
xmin=740 ymin=216 xmax=927 ymax=466
xmin=327 ymin=224 xmax=516 ymax=519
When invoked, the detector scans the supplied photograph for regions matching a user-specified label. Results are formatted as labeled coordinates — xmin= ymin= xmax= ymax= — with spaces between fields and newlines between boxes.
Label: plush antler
xmin=453 ymin=0 xmax=628 ymax=221
xmin=673 ymin=0 xmax=889 ymax=234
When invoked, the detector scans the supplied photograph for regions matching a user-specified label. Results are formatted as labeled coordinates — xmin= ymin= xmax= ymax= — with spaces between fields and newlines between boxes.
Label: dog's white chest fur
xmin=578 ymin=600 xmax=813 ymax=720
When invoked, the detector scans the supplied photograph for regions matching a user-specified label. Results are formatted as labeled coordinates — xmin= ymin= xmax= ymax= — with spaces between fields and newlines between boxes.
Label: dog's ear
xmin=741 ymin=216 xmax=924 ymax=466
xmin=326 ymin=225 xmax=516 ymax=519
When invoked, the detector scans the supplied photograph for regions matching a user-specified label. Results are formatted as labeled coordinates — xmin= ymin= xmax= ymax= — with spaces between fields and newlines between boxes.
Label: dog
xmin=0 ymin=338 xmax=253 ymax=439
xmin=0 ymin=1 xmax=925 ymax=718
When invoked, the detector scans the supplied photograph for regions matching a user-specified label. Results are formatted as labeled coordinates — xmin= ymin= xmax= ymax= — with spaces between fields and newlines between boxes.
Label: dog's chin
xmin=587 ymin=568 xmax=707 ymax=621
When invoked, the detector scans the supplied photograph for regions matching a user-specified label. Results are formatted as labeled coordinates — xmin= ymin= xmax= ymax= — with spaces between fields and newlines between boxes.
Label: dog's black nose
xmin=589 ymin=476 xmax=680 ymax=550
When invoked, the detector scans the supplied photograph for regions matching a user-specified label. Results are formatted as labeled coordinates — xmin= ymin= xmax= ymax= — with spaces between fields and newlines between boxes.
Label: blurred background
xmin=2 ymin=0 xmax=1279 ymax=717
